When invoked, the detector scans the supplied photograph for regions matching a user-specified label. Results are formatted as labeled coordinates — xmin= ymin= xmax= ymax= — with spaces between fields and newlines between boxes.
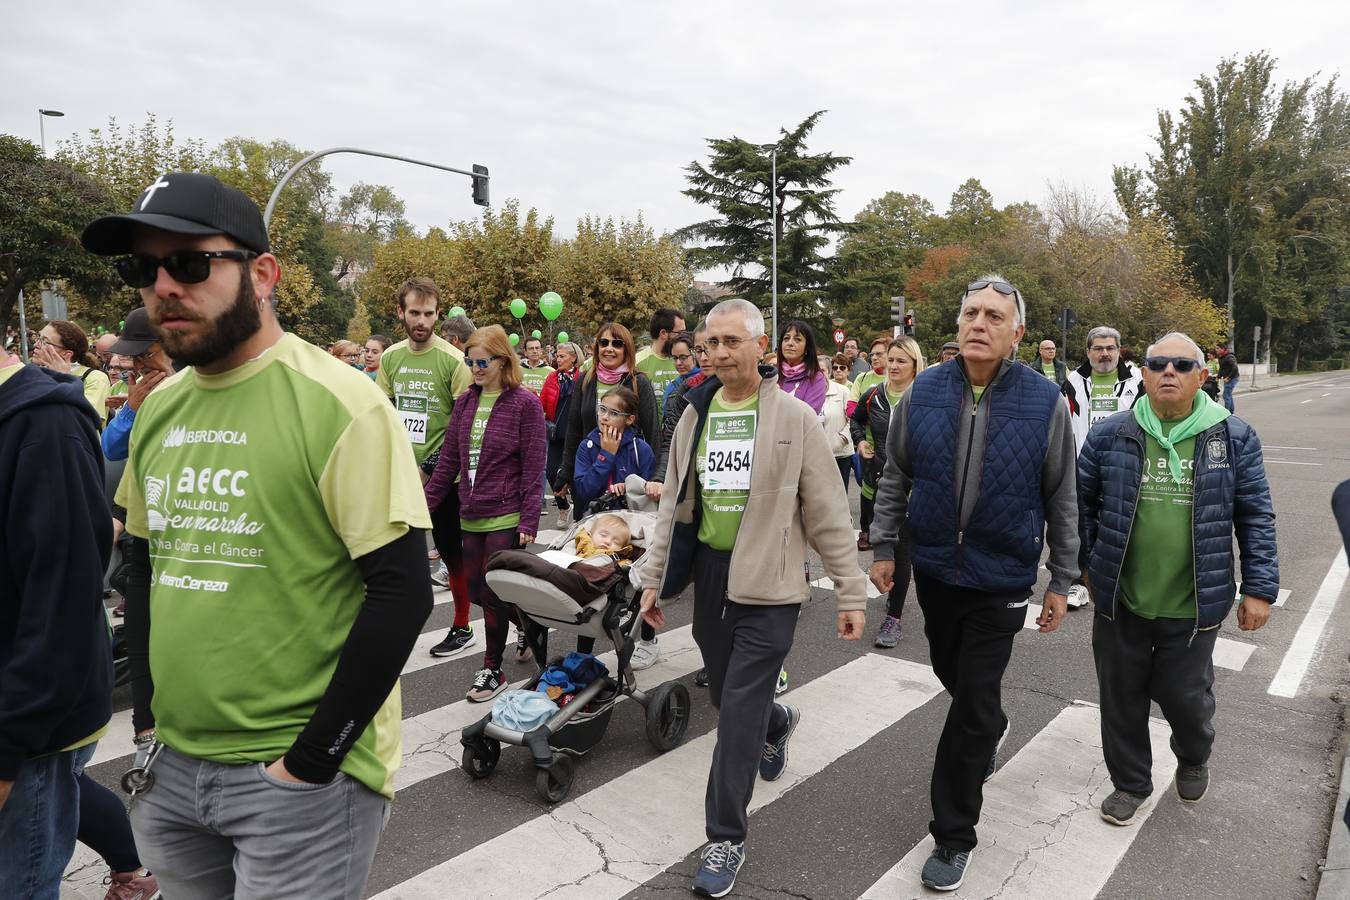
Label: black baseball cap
xmin=109 ymin=307 xmax=157 ymax=356
xmin=81 ymin=172 xmax=270 ymax=256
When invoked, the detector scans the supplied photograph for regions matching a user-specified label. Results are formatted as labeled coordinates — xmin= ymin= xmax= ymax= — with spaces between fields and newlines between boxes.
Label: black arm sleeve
xmin=652 ymin=382 xmax=691 ymax=483
xmin=121 ymin=535 xmax=156 ymax=734
xmin=557 ymin=379 xmax=586 ymax=490
xmin=283 ymin=527 xmax=434 ymax=784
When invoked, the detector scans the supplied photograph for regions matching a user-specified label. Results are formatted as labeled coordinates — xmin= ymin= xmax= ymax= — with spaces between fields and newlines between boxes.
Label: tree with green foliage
xmin=678 ymin=110 xmax=851 ymax=337
xmin=0 ymin=136 xmax=119 ymax=343
xmin=829 ymin=192 xmax=938 ymax=339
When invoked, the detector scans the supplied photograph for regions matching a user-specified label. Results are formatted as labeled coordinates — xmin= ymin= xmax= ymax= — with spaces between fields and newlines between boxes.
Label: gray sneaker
xmin=1176 ymin=764 xmax=1209 ymax=803
xmin=1100 ymin=789 xmax=1149 ymax=825
xmin=920 ymin=845 xmax=971 ymax=891
xmin=873 ymin=614 xmax=903 ymax=648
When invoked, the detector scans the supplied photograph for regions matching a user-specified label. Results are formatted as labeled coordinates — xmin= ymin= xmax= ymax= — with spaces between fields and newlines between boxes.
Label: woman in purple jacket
xmin=776 ymin=320 xmax=827 ymax=415
xmin=426 ymin=325 xmax=547 ymax=702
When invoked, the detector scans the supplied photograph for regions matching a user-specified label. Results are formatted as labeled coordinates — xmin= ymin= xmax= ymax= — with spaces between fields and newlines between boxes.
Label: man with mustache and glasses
xmin=81 ymin=172 xmax=433 ymax=900
xmin=1078 ymin=331 xmax=1277 ymax=827
xmin=868 ymin=275 xmax=1079 ymax=892
xmin=1060 ymin=325 xmax=1144 ymax=610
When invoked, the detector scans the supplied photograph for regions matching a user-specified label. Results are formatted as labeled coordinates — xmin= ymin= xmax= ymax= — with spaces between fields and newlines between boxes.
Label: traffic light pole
xmin=262 ymin=147 xmax=490 ymax=228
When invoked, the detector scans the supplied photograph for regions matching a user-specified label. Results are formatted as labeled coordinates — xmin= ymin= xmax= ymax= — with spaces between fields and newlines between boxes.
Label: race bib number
xmin=1089 ymin=395 xmax=1119 ymax=425
xmin=702 ymin=410 xmax=755 ymax=492
xmin=397 ymin=394 xmax=429 ymax=445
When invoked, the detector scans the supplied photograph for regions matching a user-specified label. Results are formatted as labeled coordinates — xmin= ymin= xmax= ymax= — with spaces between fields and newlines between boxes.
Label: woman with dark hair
xmin=554 ymin=321 xmax=660 ymax=669
xmin=776 ymin=320 xmax=827 ymax=414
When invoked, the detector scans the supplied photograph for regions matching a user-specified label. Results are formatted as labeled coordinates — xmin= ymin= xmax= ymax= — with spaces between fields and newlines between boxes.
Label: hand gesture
xmin=858 ymin=440 xmax=875 ymax=460
xmin=600 ymin=423 xmax=621 ymax=455
xmin=33 ymin=343 xmax=71 ymax=373
xmin=640 ymin=588 xmax=666 ymax=630
xmin=128 ymin=369 xmax=167 ymax=411
xmin=609 ymin=481 xmax=627 ymax=496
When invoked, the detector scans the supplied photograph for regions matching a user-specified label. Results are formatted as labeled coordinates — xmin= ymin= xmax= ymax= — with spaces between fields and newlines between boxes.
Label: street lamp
xmin=37 ymin=108 xmax=64 ymax=155
xmin=759 ymin=142 xmax=779 ymax=345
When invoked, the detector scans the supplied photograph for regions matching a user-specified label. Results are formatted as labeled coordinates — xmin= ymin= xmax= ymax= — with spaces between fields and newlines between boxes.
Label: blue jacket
xmin=572 ymin=426 xmax=654 ymax=508
xmin=102 ymin=401 xmax=136 ymax=460
xmin=1077 ymin=410 xmax=1279 ymax=631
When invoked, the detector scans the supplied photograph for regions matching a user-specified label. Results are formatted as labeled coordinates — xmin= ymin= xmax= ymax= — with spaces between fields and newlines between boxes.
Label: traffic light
xmin=472 ymin=164 xmax=490 ymax=207
xmin=903 ymin=312 xmax=915 ymax=336
xmin=890 ymin=296 xmax=904 ymax=325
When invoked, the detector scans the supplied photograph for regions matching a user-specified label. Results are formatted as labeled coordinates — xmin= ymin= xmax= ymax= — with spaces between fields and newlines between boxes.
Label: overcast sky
xmin=5 ymin=1 xmax=1344 ymax=280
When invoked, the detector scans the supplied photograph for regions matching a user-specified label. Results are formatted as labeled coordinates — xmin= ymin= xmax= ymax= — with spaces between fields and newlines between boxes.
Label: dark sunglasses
xmin=1143 ymin=356 xmax=1202 ymax=374
xmin=595 ymin=337 xmax=624 ymax=349
xmin=964 ymin=279 xmax=1026 ymax=319
xmin=465 ymin=356 xmax=501 ymax=369
xmin=831 ymin=364 xmax=849 ymax=370
xmin=114 ymin=250 xmax=258 ymax=288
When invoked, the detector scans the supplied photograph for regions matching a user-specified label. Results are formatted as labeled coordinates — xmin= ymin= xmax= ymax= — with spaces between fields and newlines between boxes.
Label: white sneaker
xmin=1066 ymin=584 xmax=1090 ymax=609
xmin=430 ymin=560 xmax=449 ymax=588
xmin=631 ymin=638 xmax=659 ymax=670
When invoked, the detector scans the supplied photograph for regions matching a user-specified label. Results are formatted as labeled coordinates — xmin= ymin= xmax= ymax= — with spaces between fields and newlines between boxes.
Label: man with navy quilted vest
xmin=869 ymin=274 xmax=1080 ymax=892
xmin=1078 ymin=331 xmax=1277 ymax=828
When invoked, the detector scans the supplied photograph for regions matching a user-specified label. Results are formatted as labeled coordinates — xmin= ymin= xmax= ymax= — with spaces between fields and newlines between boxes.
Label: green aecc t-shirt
xmin=1118 ymin=422 xmax=1197 ymax=620
xmin=116 ymin=334 xmax=431 ymax=798
xmin=696 ymin=389 xmax=758 ymax=551
xmin=376 ymin=335 xmax=471 ymax=466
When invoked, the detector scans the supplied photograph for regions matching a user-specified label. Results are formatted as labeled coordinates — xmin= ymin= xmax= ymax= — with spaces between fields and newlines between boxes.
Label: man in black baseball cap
xmin=82 ymin=175 xmax=433 ymax=899
xmin=100 ymin=307 xmax=175 ymax=463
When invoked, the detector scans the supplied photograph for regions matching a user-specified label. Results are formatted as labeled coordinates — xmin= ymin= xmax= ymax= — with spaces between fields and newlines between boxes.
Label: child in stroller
xmin=460 ymin=502 xmax=691 ymax=803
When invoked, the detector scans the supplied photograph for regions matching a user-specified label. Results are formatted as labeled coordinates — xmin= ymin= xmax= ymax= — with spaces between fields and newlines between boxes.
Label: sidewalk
xmin=1243 ymin=369 xmax=1349 ymax=394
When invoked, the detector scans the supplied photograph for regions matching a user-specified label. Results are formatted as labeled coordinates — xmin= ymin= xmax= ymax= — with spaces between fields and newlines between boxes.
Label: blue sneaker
xmin=692 ymin=840 xmax=745 ymax=897
xmin=920 ymin=844 xmax=972 ymax=891
xmin=759 ymin=704 xmax=800 ymax=782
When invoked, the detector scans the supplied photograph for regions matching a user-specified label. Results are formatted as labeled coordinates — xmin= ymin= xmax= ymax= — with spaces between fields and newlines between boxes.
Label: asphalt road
xmin=63 ymin=370 xmax=1350 ymax=900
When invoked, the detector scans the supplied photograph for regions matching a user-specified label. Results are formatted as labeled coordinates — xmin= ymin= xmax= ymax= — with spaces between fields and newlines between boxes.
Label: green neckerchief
xmin=1133 ymin=391 xmax=1231 ymax=484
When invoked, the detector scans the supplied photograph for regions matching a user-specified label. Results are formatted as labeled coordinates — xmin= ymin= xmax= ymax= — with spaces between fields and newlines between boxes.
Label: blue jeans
xmin=0 ymin=742 xmax=98 ymax=900
xmin=1222 ymin=378 xmax=1237 ymax=412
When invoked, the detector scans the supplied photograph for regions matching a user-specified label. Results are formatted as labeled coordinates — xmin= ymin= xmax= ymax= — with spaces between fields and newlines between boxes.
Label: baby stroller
xmin=460 ymin=498 xmax=691 ymax=803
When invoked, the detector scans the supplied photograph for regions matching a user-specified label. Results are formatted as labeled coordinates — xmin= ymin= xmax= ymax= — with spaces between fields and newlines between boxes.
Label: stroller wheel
xmin=644 ymin=681 xmax=691 ymax=752
xmin=461 ymin=739 xmax=501 ymax=779
xmin=536 ymin=753 xmax=575 ymax=804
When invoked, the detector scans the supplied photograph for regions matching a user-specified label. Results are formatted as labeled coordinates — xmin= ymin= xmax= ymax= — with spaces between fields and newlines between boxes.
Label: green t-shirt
xmin=1088 ymin=371 xmax=1122 ymax=430
xmin=109 ymin=378 xmax=129 ymax=397
xmin=115 ymin=334 xmax=431 ymax=798
xmin=637 ymin=348 xmax=679 ymax=415
xmin=696 ymin=390 xmax=758 ymax=551
xmin=376 ymin=335 xmax=471 ymax=466
xmin=849 ymin=370 xmax=884 ymax=404
xmin=520 ymin=364 xmax=553 ymax=396
xmin=1118 ymin=423 xmax=1197 ymax=620
xmin=595 ymin=379 xmax=617 ymax=416
xmin=461 ymin=391 xmax=521 ymax=534
xmin=970 ymin=384 xmax=986 ymax=404
xmin=1041 ymin=361 xmax=1057 ymax=379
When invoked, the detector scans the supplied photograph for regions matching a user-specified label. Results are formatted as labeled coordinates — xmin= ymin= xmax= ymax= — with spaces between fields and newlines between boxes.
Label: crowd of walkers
xmin=2 ymin=172 xmax=1283 ymax=899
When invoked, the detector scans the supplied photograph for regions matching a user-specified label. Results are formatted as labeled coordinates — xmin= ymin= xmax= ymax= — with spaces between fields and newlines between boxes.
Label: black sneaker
xmin=513 ymin=628 xmax=531 ymax=664
xmin=430 ymin=625 xmax=477 ymax=658
xmin=1100 ymin=788 xmax=1149 ymax=825
xmin=920 ymin=844 xmax=971 ymax=891
xmin=466 ymin=667 xmax=507 ymax=702
xmin=1176 ymin=764 xmax=1209 ymax=803
xmin=694 ymin=668 xmax=709 ymax=687
xmin=759 ymin=704 xmax=800 ymax=782
xmin=984 ymin=717 xmax=1010 ymax=783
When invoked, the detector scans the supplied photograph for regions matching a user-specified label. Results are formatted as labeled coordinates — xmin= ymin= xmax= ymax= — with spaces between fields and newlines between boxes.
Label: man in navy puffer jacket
xmin=1078 ymin=331 xmax=1278 ymax=827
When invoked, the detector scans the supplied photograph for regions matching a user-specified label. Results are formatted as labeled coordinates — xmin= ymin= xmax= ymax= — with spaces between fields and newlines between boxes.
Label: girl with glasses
xmin=35 ymin=321 xmax=112 ymax=426
xmin=424 ymin=326 xmax=547 ymax=703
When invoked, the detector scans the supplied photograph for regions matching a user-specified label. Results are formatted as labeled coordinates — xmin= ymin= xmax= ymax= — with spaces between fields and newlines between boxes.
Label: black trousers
xmin=915 ymin=571 xmax=1028 ymax=851
xmin=885 ymin=528 xmax=913 ymax=620
xmin=692 ymin=545 xmax=798 ymax=844
xmin=1092 ymin=602 xmax=1218 ymax=797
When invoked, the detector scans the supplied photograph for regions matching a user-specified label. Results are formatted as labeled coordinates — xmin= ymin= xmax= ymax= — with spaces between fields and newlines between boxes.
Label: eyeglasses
xmin=1090 ymin=345 xmax=1119 ymax=354
xmin=597 ymin=403 xmax=631 ymax=419
xmin=671 ymin=353 xmax=693 ymax=364
xmin=114 ymin=250 xmax=259 ymax=289
xmin=36 ymin=334 xmax=64 ymax=350
xmin=693 ymin=345 xmax=708 ymax=356
xmin=831 ymin=364 xmax=848 ymax=371
xmin=1144 ymin=356 xmax=1202 ymax=373
xmin=704 ymin=336 xmax=749 ymax=351
xmin=465 ymin=356 xmax=500 ymax=369
xmin=964 ymin=279 xmax=1026 ymax=322
xmin=596 ymin=337 xmax=625 ymax=349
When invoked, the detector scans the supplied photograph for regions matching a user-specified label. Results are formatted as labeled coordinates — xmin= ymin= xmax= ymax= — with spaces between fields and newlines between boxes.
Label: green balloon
xmin=509 ymin=298 xmax=527 ymax=319
xmin=448 ymin=306 xmax=466 ymax=319
xmin=557 ymin=331 xmax=570 ymax=343
xmin=538 ymin=291 xmax=564 ymax=322
xmin=508 ymin=332 xmax=520 ymax=347
xmin=531 ymin=329 xmax=542 ymax=340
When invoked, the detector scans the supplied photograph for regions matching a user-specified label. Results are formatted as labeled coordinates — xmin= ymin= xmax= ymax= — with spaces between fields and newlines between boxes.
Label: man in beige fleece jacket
xmin=639 ymin=298 xmax=867 ymax=898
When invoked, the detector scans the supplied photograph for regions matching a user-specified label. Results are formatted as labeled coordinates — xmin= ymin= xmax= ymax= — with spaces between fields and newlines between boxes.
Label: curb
xmin=1245 ymin=370 xmax=1350 ymax=395
xmin=1318 ymin=754 xmax=1350 ymax=898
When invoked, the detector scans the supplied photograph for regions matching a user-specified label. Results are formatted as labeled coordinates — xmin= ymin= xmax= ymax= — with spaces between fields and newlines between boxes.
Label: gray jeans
xmin=130 ymin=746 xmax=389 ymax=900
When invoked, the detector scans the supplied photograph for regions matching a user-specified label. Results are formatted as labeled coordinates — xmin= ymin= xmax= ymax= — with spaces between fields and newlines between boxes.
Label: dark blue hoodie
xmin=0 ymin=362 xmax=113 ymax=778
xmin=572 ymin=425 xmax=655 ymax=508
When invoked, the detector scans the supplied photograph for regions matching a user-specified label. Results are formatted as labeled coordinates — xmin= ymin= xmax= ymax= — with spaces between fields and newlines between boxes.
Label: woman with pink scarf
xmin=775 ymin=320 xmax=827 ymax=414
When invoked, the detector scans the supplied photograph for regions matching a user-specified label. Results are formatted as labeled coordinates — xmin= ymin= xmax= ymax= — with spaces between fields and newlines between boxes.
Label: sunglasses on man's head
xmin=596 ymin=337 xmax=624 ymax=349
xmin=114 ymin=250 xmax=258 ymax=289
xmin=1143 ymin=356 xmax=1202 ymax=373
